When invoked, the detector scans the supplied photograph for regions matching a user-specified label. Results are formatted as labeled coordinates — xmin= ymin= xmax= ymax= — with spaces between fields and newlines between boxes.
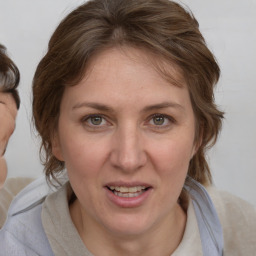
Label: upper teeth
xmin=109 ymin=186 xmax=146 ymax=193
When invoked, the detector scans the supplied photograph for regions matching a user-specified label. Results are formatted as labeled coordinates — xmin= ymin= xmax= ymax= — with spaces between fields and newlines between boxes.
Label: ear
xmin=52 ymin=132 xmax=64 ymax=161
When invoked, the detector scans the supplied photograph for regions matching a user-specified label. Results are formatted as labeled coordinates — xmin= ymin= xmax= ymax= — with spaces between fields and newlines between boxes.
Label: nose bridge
xmin=110 ymin=122 xmax=146 ymax=172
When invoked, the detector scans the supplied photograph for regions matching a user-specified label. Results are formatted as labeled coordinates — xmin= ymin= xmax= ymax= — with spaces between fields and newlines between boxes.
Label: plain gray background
xmin=1 ymin=0 xmax=256 ymax=205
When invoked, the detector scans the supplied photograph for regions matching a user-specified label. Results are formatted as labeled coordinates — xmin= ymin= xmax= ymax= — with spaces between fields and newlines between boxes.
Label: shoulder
xmin=207 ymin=186 xmax=256 ymax=226
xmin=207 ymin=186 xmax=256 ymax=255
xmin=2 ymin=177 xmax=34 ymax=195
xmin=0 ymin=177 xmax=55 ymax=256
xmin=0 ymin=203 xmax=49 ymax=256
xmin=0 ymin=177 xmax=34 ymax=228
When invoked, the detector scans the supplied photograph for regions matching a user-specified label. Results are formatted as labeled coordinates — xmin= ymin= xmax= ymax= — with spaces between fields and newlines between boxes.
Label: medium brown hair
xmin=33 ymin=0 xmax=224 ymax=185
xmin=0 ymin=44 xmax=20 ymax=109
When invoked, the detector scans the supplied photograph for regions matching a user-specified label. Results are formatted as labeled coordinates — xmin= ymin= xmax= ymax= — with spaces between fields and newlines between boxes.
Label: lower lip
xmin=104 ymin=187 xmax=152 ymax=208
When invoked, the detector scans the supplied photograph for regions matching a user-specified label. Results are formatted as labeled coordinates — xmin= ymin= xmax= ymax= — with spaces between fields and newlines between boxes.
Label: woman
xmin=0 ymin=0 xmax=255 ymax=255
xmin=0 ymin=44 xmax=33 ymax=228
xmin=0 ymin=44 xmax=20 ymax=188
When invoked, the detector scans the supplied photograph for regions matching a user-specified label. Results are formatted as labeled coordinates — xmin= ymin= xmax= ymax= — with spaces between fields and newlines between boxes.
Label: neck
xmin=70 ymin=200 xmax=186 ymax=256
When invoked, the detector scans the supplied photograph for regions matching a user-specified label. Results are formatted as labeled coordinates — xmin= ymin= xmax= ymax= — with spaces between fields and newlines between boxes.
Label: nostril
xmin=109 ymin=137 xmax=147 ymax=172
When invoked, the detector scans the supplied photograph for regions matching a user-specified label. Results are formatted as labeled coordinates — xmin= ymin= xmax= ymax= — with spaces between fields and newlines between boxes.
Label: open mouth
xmin=107 ymin=185 xmax=150 ymax=198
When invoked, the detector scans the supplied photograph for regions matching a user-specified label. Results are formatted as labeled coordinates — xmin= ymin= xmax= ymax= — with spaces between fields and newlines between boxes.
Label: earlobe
xmin=52 ymin=133 xmax=64 ymax=161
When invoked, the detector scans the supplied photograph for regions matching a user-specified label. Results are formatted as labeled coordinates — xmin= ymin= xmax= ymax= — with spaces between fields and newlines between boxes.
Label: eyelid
xmin=82 ymin=114 xmax=111 ymax=127
xmin=151 ymin=113 xmax=175 ymax=121
xmin=81 ymin=113 xmax=176 ymax=130
xmin=146 ymin=113 xmax=176 ymax=127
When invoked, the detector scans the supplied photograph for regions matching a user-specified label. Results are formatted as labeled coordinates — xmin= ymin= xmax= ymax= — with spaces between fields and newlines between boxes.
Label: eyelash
xmin=82 ymin=114 xmax=109 ymax=128
xmin=147 ymin=114 xmax=176 ymax=129
xmin=81 ymin=113 xmax=176 ymax=129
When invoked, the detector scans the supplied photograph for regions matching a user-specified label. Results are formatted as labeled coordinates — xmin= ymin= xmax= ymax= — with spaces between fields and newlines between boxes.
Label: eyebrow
xmin=72 ymin=101 xmax=184 ymax=112
xmin=141 ymin=102 xmax=184 ymax=112
xmin=72 ymin=102 xmax=113 ymax=112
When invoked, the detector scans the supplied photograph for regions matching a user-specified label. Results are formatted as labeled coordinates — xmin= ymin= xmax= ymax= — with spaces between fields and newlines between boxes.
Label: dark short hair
xmin=0 ymin=44 xmax=20 ymax=109
xmin=33 ymin=0 xmax=224 ymax=185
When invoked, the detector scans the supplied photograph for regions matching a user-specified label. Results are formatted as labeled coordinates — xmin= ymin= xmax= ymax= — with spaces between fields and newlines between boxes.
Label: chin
xmin=102 ymin=212 xmax=158 ymax=237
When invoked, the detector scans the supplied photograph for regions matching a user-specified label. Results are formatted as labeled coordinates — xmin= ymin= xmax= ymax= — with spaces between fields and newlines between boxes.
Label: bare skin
xmin=0 ymin=91 xmax=17 ymax=188
xmin=53 ymin=47 xmax=197 ymax=255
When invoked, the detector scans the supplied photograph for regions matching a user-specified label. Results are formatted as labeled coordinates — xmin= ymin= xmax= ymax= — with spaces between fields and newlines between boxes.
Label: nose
xmin=110 ymin=124 xmax=147 ymax=173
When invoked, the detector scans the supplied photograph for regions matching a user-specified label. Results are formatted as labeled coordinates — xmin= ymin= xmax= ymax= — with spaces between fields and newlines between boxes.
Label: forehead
xmin=85 ymin=46 xmax=186 ymax=88
xmin=60 ymin=47 xmax=192 ymax=114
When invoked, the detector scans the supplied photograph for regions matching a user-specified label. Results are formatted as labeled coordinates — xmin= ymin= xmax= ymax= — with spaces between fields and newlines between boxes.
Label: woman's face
xmin=53 ymin=47 xmax=197 ymax=237
xmin=0 ymin=92 xmax=18 ymax=188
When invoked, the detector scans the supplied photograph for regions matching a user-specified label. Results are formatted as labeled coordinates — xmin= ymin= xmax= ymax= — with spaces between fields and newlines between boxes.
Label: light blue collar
xmin=8 ymin=176 xmax=223 ymax=256
xmin=184 ymin=176 xmax=223 ymax=256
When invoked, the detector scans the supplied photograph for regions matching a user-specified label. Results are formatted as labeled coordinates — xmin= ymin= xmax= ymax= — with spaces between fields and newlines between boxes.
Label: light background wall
xmin=1 ymin=0 xmax=255 ymax=205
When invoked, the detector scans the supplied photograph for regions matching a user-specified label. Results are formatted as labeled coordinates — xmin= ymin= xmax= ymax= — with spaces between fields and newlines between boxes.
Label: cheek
xmin=64 ymin=140 xmax=105 ymax=204
xmin=149 ymin=135 xmax=194 ymax=176
xmin=61 ymin=135 xmax=109 ymax=179
xmin=150 ymin=136 xmax=194 ymax=205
